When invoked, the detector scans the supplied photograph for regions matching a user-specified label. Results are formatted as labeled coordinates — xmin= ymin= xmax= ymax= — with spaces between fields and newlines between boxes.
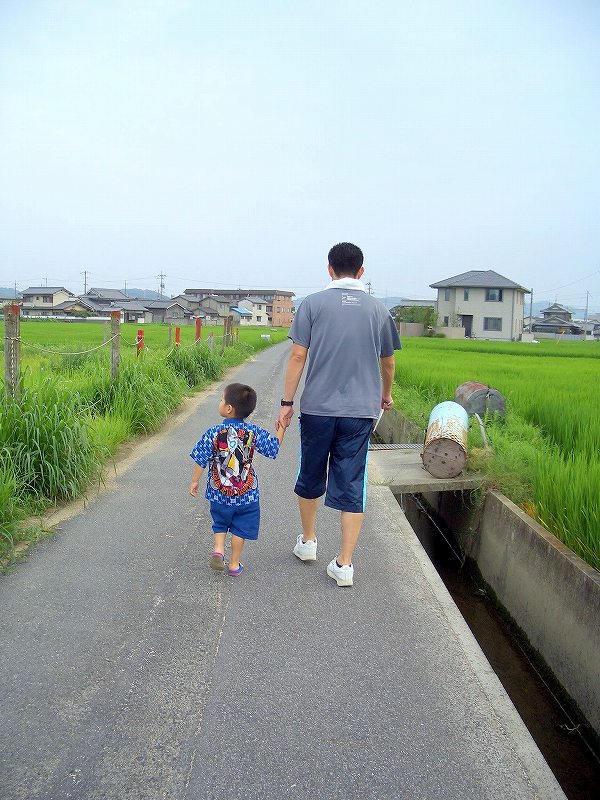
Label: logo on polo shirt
xmin=341 ymin=293 xmax=361 ymax=306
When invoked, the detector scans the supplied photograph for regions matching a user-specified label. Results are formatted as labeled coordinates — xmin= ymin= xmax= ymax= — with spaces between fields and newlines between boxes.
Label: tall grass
xmin=0 ymin=459 xmax=21 ymax=555
xmin=0 ymin=382 xmax=101 ymax=503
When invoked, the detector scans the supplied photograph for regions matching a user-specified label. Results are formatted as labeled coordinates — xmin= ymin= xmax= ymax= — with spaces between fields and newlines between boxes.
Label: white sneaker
xmin=293 ymin=534 xmax=317 ymax=561
xmin=327 ymin=559 xmax=354 ymax=587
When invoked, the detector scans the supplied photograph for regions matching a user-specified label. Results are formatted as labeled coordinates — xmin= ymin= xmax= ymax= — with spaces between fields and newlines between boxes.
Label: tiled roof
xmin=200 ymin=295 xmax=230 ymax=303
xmin=22 ymin=287 xmax=72 ymax=294
xmin=83 ymin=288 xmax=130 ymax=300
xmin=430 ymin=270 xmax=530 ymax=292
xmin=53 ymin=299 xmax=96 ymax=310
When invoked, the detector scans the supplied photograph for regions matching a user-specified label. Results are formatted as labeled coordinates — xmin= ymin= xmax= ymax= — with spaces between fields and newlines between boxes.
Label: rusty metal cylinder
xmin=454 ymin=382 xmax=505 ymax=416
xmin=422 ymin=401 xmax=469 ymax=479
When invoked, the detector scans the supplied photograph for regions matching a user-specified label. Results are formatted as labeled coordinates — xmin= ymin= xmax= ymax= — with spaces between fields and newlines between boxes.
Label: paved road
xmin=0 ymin=342 xmax=565 ymax=799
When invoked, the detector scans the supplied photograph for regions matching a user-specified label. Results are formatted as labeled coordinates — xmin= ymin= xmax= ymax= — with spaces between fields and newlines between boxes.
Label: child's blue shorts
xmin=209 ymin=500 xmax=260 ymax=540
xmin=295 ymin=414 xmax=373 ymax=513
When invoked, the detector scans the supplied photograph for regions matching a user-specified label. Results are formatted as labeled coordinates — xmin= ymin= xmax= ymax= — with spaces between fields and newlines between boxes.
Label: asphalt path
xmin=0 ymin=341 xmax=565 ymax=799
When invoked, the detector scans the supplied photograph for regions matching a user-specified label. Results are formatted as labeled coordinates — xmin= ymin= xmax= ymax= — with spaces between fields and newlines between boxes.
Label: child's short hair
xmin=224 ymin=383 xmax=257 ymax=419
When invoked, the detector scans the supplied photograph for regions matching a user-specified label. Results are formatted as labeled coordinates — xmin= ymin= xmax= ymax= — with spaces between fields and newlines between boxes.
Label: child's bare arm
xmin=275 ymin=421 xmax=286 ymax=445
xmin=189 ymin=464 xmax=204 ymax=496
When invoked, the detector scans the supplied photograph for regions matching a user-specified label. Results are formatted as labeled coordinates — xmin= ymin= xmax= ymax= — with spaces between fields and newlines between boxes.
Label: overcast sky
xmin=1 ymin=0 xmax=599 ymax=306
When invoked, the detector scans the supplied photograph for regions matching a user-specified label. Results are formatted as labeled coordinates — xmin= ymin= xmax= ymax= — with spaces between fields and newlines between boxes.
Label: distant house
xmin=430 ymin=270 xmax=530 ymax=341
xmin=80 ymin=288 xmax=130 ymax=308
xmin=52 ymin=298 xmax=100 ymax=317
xmin=21 ymin=287 xmax=76 ymax=317
xmin=170 ymin=294 xmax=198 ymax=311
xmin=142 ymin=299 xmax=197 ymax=325
xmin=531 ymin=303 xmax=584 ymax=336
xmin=110 ymin=299 xmax=149 ymax=324
xmin=184 ymin=288 xmax=294 ymax=326
xmin=198 ymin=295 xmax=231 ymax=323
xmin=229 ymin=306 xmax=253 ymax=324
xmin=238 ymin=296 xmax=269 ymax=326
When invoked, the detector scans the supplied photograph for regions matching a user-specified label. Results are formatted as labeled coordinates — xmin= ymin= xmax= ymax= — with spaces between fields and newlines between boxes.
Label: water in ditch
xmin=396 ymin=492 xmax=600 ymax=800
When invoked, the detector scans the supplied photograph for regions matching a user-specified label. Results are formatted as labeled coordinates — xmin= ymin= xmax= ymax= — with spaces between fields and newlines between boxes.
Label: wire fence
xmin=2 ymin=307 xmax=241 ymax=399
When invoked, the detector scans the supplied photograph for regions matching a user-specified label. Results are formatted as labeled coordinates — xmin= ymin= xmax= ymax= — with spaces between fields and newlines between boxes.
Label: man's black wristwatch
xmin=280 ymin=399 xmax=294 ymax=407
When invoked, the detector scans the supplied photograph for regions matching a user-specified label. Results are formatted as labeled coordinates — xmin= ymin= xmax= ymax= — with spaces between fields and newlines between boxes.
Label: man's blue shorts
xmin=294 ymin=414 xmax=373 ymax=513
xmin=209 ymin=500 xmax=260 ymax=540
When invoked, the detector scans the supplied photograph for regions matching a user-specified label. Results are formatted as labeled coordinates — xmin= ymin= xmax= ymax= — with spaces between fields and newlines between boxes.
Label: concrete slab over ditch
xmin=368 ymin=446 xmax=482 ymax=494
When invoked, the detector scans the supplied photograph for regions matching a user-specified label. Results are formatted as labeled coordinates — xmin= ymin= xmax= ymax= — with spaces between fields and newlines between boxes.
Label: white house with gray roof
xmin=21 ymin=287 xmax=75 ymax=316
xmin=430 ymin=270 xmax=530 ymax=341
xmin=238 ymin=296 xmax=269 ymax=325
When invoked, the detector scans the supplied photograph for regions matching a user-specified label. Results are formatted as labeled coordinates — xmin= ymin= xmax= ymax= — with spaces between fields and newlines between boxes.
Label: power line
xmin=537 ymin=269 xmax=600 ymax=295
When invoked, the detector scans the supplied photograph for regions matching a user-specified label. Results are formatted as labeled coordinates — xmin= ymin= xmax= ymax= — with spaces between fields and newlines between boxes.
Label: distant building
xmin=142 ymin=299 xmax=197 ymax=325
xmin=183 ymin=288 xmax=294 ymax=326
xmin=21 ymin=287 xmax=75 ymax=316
xmin=79 ymin=288 xmax=130 ymax=308
xmin=530 ymin=303 xmax=586 ymax=336
xmin=430 ymin=270 xmax=529 ymax=341
xmin=197 ymin=295 xmax=232 ymax=323
xmin=238 ymin=296 xmax=269 ymax=325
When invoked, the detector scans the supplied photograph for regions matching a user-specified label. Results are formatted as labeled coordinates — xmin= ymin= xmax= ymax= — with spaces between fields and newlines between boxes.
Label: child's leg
xmin=210 ymin=531 xmax=227 ymax=570
xmin=213 ymin=532 xmax=226 ymax=556
xmin=228 ymin=534 xmax=245 ymax=571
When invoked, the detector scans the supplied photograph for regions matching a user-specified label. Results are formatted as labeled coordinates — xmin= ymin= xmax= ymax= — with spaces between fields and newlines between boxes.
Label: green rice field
xmin=392 ymin=337 xmax=600 ymax=571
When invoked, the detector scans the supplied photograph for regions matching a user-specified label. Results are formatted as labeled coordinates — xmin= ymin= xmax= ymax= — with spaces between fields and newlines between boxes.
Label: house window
xmin=484 ymin=317 xmax=502 ymax=331
xmin=443 ymin=316 xmax=449 ymax=326
xmin=485 ymin=288 xmax=503 ymax=302
xmin=444 ymin=288 xmax=450 ymax=301
xmin=257 ymin=316 xmax=262 ymax=322
xmin=463 ymin=289 xmax=469 ymax=301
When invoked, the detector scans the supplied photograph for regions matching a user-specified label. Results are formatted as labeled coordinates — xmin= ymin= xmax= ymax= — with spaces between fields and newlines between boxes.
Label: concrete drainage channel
xmin=396 ymin=491 xmax=600 ymax=800
xmin=370 ymin=410 xmax=600 ymax=799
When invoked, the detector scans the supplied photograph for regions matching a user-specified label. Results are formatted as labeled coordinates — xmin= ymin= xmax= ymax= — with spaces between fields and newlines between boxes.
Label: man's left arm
xmin=380 ymin=355 xmax=396 ymax=410
xmin=277 ymin=343 xmax=308 ymax=429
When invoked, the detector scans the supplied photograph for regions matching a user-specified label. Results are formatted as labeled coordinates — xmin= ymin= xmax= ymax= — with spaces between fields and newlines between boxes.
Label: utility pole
xmin=158 ymin=273 xmax=166 ymax=298
xmin=529 ymin=288 xmax=533 ymax=332
xmin=81 ymin=270 xmax=88 ymax=293
xmin=366 ymin=280 xmax=373 ymax=295
xmin=583 ymin=290 xmax=589 ymax=340
xmin=124 ymin=280 xmax=127 ymax=296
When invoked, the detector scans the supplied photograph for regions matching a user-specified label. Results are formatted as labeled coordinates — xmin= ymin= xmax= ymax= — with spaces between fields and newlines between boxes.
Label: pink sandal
xmin=210 ymin=552 xmax=226 ymax=571
xmin=227 ymin=563 xmax=244 ymax=577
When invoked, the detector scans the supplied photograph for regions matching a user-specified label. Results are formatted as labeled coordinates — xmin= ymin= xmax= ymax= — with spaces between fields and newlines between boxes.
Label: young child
xmin=189 ymin=383 xmax=284 ymax=576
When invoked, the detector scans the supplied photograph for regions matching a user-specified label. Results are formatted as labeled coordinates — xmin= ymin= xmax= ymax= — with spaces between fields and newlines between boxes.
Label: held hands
xmin=277 ymin=406 xmax=294 ymax=430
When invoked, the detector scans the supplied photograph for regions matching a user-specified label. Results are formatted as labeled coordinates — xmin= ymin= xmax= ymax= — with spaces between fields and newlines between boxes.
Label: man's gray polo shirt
xmin=288 ymin=279 xmax=401 ymax=419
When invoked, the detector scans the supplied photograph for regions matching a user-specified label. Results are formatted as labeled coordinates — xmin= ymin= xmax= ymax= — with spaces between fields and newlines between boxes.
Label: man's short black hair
xmin=224 ymin=383 xmax=257 ymax=419
xmin=328 ymin=242 xmax=364 ymax=277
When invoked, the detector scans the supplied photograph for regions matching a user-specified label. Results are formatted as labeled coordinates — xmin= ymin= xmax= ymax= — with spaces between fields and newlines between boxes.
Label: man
xmin=277 ymin=242 xmax=401 ymax=586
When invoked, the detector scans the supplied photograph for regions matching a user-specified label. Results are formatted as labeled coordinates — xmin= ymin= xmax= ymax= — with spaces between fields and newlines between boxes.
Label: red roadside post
xmin=194 ymin=317 xmax=202 ymax=343
xmin=175 ymin=326 xmax=181 ymax=347
xmin=137 ymin=329 xmax=144 ymax=356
